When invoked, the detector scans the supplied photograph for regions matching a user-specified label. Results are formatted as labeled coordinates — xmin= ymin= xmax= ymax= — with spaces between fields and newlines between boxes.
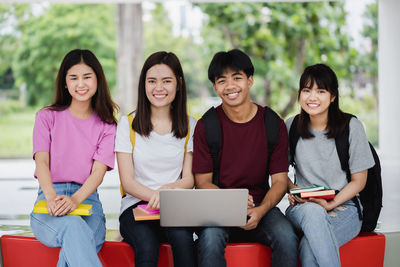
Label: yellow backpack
xmin=120 ymin=113 xmax=190 ymax=197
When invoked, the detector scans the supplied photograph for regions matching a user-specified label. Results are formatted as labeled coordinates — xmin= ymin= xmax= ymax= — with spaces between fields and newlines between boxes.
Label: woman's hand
xmin=309 ymin=197 xmax=336 ymax=211
xmin=288 ymin=193 xmax=308 ymax=206
xmin=146 ymin=184 xmax=174 ymax=210
xmin=53 ymin=195 xmax=80 ymax=216
xmin=46 ymin=196 xmax=59 ymax=216
xmin=147 ymin=190 xmax=161 ymax=209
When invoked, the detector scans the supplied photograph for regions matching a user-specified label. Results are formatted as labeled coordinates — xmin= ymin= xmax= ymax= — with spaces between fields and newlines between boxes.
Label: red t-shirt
xmin=193 ymin=104 xmax=289 ymax=203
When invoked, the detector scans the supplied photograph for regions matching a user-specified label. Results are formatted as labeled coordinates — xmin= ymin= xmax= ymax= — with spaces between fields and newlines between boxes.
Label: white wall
xmin=378 ymin=0 xmax=400 ymax=232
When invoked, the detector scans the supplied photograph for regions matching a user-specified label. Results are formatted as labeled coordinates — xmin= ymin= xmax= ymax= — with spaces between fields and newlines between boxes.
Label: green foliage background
xmin=10 ymin=4 xmax=116 ymax=106
xmin=0 ymin=1 xmax=379 ymax=157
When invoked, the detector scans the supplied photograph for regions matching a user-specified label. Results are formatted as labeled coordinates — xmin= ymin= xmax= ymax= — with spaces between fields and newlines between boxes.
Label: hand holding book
xmin=34 ymin=200 xmax=92 ymax=216
xmin=307 ymin=196 xmax=337 ymax=211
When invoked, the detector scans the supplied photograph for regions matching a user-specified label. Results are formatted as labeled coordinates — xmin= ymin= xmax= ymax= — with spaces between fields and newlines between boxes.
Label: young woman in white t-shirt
xmin=285 ymin=64 xmax=374 ymax=267
xmin=115 ymin=51 xmax=197 ymax=267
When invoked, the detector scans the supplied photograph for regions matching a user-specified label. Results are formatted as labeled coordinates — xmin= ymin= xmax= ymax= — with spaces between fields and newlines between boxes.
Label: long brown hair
xmin=50 ymin=49 xmax=118 ymax=124
xmin=297 ymin=63 xmax=348 ymax=139
xmin=133 ymin=51 xmax=188 ymax=138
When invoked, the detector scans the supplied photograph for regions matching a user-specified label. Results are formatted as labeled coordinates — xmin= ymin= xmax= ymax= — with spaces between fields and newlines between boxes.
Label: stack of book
xmin=133 ymin=204 xmax=160 ymax=221
xmin=290 ymin=186 xmax=335 ymax=200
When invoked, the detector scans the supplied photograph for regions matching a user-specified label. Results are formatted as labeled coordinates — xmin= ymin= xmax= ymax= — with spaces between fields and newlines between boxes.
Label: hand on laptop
xmin=148 ymin=190 xmax=160 ymax=209
xmin=248 ymin=194 xmax=255 ymax=209
xmin=148 ymin=184 xmax=176 ymax=210
xmin=241 ymin=206 xmax=263 ymax=230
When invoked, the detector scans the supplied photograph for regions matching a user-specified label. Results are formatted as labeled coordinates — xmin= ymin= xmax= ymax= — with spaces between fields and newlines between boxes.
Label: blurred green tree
xmin=143 ymin=3 xmax=207 ymax=98
xmin=10 ymin=4 xmax=116 ymax=106
xmin=197 ymin=2 xmax=358 ymax=117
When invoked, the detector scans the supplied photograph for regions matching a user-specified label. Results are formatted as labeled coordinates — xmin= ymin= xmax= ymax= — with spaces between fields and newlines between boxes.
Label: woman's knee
xmin=30 ymin=213 xmax=60 ymax=247
xmin=289 ymin=202 xmax=328 ymax=225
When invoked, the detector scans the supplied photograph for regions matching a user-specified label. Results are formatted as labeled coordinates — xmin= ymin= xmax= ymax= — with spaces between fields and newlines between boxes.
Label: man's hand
xmin=248 ymin=194 xmax=255 ymax=209
xmin=240 ymin=206 xmax=264 ymax=230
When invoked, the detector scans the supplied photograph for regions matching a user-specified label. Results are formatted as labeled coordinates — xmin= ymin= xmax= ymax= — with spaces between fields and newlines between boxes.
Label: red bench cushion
xmin=1 ymin=233 xmax=385 ymax=267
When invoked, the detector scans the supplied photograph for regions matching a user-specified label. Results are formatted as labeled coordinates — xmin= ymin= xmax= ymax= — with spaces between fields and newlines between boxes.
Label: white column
xmin=378 ymin=0 xmax=400 ymax=232
xmin=116 ymin=3 xmax=143 ymax=114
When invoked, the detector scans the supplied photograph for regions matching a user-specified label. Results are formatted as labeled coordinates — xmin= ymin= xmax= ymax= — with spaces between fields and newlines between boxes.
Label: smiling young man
xmin=193 ymin=49 xmax=298 ymax=267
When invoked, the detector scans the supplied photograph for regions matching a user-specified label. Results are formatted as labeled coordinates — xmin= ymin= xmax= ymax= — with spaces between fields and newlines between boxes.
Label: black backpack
xmin=202 ymin=106 xmax=281 ymax=188
xmin=289 ymin=114 xmax=383 ymax=232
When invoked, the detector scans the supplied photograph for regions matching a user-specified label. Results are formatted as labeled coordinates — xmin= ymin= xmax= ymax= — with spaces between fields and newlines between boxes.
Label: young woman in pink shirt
xmin=30 ymin=49 xmax=118 ymax=267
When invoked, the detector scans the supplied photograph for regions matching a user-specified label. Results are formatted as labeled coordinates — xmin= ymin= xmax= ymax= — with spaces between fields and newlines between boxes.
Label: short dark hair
xmin=208 ymin=49 xmax=254 ymax=83
xmin=50 ymin=49 xmax=118 ymax=124
xmin=297 ymin=63 xmax=347 ymax=139
xmin=133 ymin=51 xmax=188 ymax=139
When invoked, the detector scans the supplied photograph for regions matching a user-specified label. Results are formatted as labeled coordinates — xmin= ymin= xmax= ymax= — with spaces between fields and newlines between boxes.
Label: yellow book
xmin=33 ymin=200 xmax=93 ymax=216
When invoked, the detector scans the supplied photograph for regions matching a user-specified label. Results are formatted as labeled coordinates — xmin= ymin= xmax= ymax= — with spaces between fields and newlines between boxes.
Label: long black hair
xmin=50 ymin=49 xmax=118 ymax=124
xmin=297 ymin=63 xmax=348 ymax=139
xmin=133 ymin=51 xmax=188 ymax=138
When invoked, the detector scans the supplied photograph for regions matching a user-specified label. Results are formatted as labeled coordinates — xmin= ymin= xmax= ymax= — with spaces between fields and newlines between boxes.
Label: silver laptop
xmin=159 ymin=189 xmax=248 ymax=227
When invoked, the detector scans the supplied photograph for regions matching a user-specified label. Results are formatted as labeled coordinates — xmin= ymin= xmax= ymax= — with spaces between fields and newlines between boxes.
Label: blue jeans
xmin=286 ymin=199 xmax=362 ymax=267
xmin=196 ymin=207 xmax=298 ymax=267
xmin=119 ymin=203 xmax=196 ymax=267
xmin=30 ymin=182 xmax=106 ymax=267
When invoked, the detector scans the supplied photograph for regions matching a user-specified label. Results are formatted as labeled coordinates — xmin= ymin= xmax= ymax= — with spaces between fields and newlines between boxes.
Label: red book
xmin=300 ymin=189 xmax=335 ymax=200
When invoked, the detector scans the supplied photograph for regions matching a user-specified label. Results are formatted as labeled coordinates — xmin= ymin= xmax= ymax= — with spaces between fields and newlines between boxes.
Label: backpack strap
xmin=335 ymin=115 xmax=353 ymax=173
xmin=184 ymin=118 xmax=190 ymax=153
xmin=264 ymin=106 xmax=281 ymax=183
xmin=202 ymin=107 xmax=222 ymax=186
xmin=288 ymin=114 xmax=300 ymax=167
xmin=128 ymin=113 xmax=136 ymax=152
xmin=335 ymin=114 xmax=362 ymax=220
xmin=120 ymin=113 xmax=136 ymax=198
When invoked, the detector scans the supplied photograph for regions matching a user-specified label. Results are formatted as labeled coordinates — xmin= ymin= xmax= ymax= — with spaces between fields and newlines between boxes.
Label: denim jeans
xmin=196 ymin=207 xmax=298 ymax=267
xmin=119 ymin=203 xmax=196 ymax=267
xmin=286 ymin=199 xmax=362 ymax=267
xmin=30 ymin=182 xmax=106 ymax=267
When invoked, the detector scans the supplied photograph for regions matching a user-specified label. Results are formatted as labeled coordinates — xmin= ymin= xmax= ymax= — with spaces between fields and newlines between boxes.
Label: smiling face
xmin=145 ymin=64 xmax=177 ymax=110
xmin=299 ymin=82 xmax=335 ymax=120
xmin=66 ymin=63 xmax=97 ymax=105
xmin=213 ymin=69 xmax=253 ymax=108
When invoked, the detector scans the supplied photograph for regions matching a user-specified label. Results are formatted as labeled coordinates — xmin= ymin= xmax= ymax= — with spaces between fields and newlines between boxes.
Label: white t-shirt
xmin=115 ymin=115 xmax=197 ymax=214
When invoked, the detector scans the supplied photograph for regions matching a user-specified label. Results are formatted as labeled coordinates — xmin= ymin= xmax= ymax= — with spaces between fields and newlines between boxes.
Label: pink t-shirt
xmin=33 ymin=108 xmax=116 ymax=184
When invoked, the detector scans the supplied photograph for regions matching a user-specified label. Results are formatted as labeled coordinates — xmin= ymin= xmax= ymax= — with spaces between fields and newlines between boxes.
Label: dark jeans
xmin=119 ymin=204 xmax=196 ymax=267
xmin=196 ymin=207 xmax=298 ymax=267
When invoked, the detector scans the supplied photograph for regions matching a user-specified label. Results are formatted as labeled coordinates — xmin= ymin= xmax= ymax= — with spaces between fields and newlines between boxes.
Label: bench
xmin=1 ymin=232 xmax=385 ymax=267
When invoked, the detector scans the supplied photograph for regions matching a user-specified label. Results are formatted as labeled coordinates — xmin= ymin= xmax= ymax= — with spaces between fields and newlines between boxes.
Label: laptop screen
xmin=160 ymin=189 xmax=248 ymax=227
